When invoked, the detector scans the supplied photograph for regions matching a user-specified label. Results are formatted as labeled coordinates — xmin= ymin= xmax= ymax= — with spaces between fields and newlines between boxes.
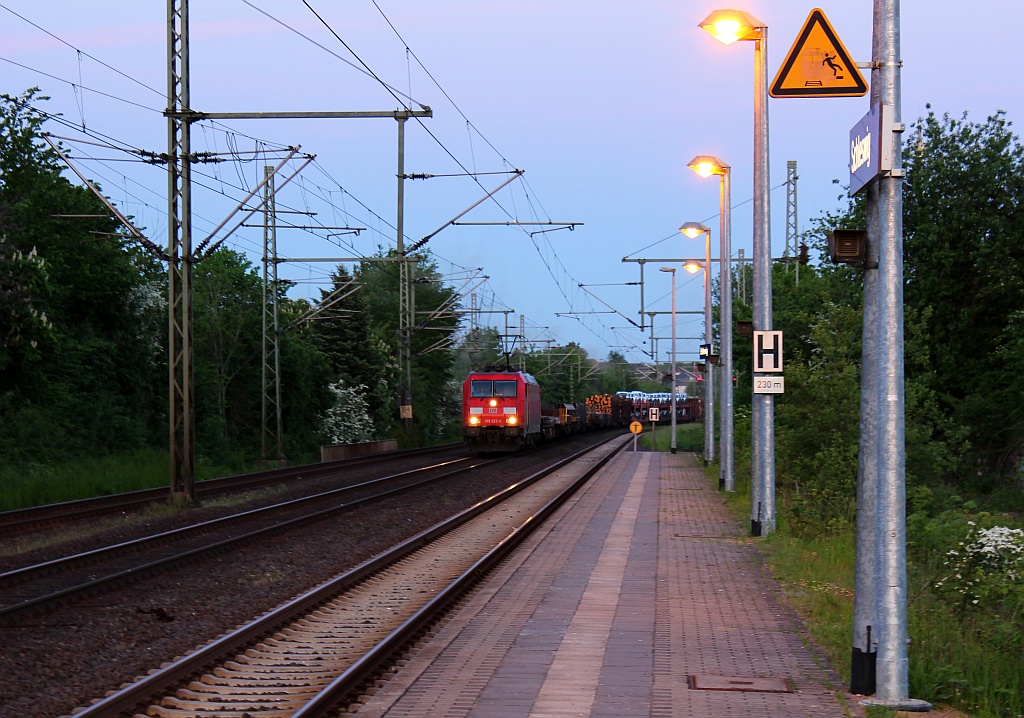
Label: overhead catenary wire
xmin=2 ymin=15 xmax=412 ymax=294
xmin=622 ymin=179 xmax=793 ymax=259
xmin=0 ymin=2 xmax=164 ymax=98
xmin=0 ymin=56 xmax=161 ymax=114
xmin=240 ymin=2 xmax=607 ymax=347
xmin=5 ymin=3 xmax=604 ymax=353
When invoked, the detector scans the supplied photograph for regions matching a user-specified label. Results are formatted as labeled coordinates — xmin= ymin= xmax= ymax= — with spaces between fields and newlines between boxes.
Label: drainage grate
xmin=688 ymin=674 xmax=794 ymax=693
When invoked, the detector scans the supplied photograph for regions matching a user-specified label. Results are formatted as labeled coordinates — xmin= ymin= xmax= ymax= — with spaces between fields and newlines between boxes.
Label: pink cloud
xmin=4 ymin=19 xmax=280 ymax=57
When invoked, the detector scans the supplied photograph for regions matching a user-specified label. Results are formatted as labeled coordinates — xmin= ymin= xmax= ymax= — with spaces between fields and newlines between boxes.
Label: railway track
xmin=0 ymin=452 xmax=490 ymax=620
xmin=70 ymin=435 xmax=628 ymax=718
xmin=0 ymin=443 xmax=462 ymax=538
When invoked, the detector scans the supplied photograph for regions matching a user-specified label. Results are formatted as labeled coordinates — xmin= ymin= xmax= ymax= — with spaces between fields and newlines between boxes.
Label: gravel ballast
xmin=0 ymin=436 xmax=612 ymax=717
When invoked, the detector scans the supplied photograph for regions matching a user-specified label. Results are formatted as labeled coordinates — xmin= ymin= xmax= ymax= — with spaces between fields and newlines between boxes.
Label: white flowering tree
xmin=0 ymin=239 xmax=50 ymax=370
xmin=935 ymin=521 xmax=1024 ymax=619
xmin=321 ymin=381 xmax=374 ymax=445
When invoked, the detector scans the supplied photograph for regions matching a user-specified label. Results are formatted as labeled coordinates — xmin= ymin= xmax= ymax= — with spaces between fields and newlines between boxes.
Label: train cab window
xmin=494 ymin=380 xmax=517 ymax=398
xmin=470 ymin=379 xmax=518 ymax=398
xmin=470 ymin=380 xmax=493 ymax=398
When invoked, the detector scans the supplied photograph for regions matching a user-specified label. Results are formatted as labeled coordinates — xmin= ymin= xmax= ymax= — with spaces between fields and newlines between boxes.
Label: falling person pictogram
xmin=822 ymin=52 xmax=845 ymax=79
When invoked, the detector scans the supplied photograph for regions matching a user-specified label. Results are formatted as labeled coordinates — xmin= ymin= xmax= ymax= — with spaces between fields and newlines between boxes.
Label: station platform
xmin=357 ymin=446 xmax=861 ymax=717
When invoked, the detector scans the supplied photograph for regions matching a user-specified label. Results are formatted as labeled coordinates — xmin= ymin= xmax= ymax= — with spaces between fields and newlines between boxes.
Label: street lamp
xmin=680 ymin=221 xmax=714 ymax=470
xmin=698 ymin=9 xmax=764 ymax=44
xmin=659 ymin=267 xmax=677 ymax=454
xmin=687 ymin=155 xmax=733 ymax=492
xmin=699 ymin=8 xmax=774 ymax=535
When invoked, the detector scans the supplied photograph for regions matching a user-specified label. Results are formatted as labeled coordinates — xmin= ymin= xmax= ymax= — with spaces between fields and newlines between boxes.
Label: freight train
xmin=462 ymin=367 xmax=635 ymax=454
xmin=616 ymin=391 xmax=704 ymax=424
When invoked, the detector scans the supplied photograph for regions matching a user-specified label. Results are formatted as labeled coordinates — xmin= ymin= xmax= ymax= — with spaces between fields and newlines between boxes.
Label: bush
xmin=933 ymin=522 xmax=1024 ymax=623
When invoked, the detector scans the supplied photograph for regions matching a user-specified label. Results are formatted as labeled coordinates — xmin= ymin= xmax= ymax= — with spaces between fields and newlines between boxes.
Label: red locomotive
xmin=463 ymin=366 xmax=640 ymax=454
xmin=462 ymin=367 xmax=543 ymax=452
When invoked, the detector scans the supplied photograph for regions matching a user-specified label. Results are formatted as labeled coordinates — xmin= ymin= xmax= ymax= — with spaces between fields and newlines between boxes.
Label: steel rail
xmin=71 ymin=434 xmax=628 ymax=718
xmin=0 ymin=443 xmax=462 ymax=536
xmin=296 ymin=434 xmax=628 ymax=716
xmin=0 ymin=455 xmax=490 ymax=619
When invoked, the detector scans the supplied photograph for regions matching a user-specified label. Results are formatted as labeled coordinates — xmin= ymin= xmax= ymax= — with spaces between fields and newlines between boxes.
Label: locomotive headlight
xmin=469 ymin=415 xmax=480 ymax=425
xmin=506 ymin=415 xmax=517 ymax=425
xmin=489 ymin=399 xmax=498 ymax=407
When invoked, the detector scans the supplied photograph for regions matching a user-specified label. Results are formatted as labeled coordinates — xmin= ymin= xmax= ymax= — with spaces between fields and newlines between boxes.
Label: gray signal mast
xmin=785 ymin=160 xmax=798 ymax=261
xmin=257 ymin=169 xmax=367 ymax=463
xmin=165 ymin=0 xmax=430 ymax=501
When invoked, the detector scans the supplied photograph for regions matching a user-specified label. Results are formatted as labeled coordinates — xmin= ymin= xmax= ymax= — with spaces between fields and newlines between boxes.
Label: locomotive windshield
xmin=470 ymin=379 xmax=518 ymax=398
xmin=494 ymin=380 xmax=517 ymax=397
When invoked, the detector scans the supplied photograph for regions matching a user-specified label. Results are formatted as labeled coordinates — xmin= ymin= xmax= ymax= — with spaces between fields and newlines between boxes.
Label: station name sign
xmin=849 ymin=103 xmax=895 ymax=195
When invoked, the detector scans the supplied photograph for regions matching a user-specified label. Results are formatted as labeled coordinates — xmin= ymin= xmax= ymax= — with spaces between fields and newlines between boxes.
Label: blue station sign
xmin=849 ymin=103 xmax=895 ymax=195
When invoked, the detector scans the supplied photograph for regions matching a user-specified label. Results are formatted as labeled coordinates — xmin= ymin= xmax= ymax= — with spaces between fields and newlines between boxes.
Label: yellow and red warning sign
xmin=770 ymin=8 xmax=867 ymax=98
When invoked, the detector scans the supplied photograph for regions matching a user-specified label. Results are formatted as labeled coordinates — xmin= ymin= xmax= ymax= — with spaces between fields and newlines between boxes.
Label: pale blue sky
xmin=2 ymin=1 xmax=1021 ymax=365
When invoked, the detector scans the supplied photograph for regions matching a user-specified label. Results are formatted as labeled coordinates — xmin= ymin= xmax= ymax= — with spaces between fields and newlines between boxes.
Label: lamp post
xmin=687 ymin=155 xmax=732 ymax=491
xmin=680 ymin=222 xmax=714 ymax=469
xmin=659 ymin=267 xmax=678 ymax=454
xmin=699 ymin=8 xmax=774 ymax=534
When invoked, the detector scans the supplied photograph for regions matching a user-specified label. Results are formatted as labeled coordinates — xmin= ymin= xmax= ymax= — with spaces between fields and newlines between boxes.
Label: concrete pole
xmin=720 ymin=169 xmax=734 ymax=492
xmin=852 ymin=177 xmax=881 ymax=695
xmin=668 ymin=269 xmax=678 ymax=454
xmin=862 ymin=0 xmax=929 ymax=710
xmin=751 ymin=27 xmax=775 ymax=536
xmin=852 ymin=1 xmax=884 ymax=694
xmin=704 ymin=227 xmax=715 ymax=467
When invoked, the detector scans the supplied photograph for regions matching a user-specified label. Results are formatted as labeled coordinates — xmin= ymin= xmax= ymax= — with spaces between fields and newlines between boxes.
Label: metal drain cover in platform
xmin=688 ymin=674 xmax=793 ymax=693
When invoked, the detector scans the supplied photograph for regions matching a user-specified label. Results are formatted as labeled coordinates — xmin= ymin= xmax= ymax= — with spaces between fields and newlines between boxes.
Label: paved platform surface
xmin=358 ymin=448 xmax=862 ymax=717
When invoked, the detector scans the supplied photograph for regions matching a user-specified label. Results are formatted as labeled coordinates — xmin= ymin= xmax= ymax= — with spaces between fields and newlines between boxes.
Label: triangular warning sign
xmin=770 ymin=8 xmax=867 ymax=98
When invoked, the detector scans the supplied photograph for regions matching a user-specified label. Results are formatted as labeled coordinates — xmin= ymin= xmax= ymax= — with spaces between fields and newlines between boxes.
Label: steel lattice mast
xmin=261 ymin=166 xmax=283 ymax=461
xmin=167 ymin=0 xmax=195 ymax=502
xmin=785 ymin=160 xmax=797 ymax=260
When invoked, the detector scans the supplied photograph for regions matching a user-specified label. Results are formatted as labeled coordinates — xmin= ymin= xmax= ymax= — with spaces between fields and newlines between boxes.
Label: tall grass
xmin=713 ymin=461 xmax=1024 ymax=718
xmin=0 ymin=450 xmax=243 ymax=512
xmin=639 ymin=421 xmax=704 ymax=452
xmin=759 ymin=526 xmax=857 ymax=682
xmin=908 ymin=597 xmax=1023 ymax=717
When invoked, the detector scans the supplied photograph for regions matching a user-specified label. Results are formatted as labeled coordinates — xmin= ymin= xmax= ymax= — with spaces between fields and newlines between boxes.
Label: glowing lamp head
xmin=489 ymin=398 xmax=498 ymax=407
xmin=699 ymin=9 xmax=766 ymax=45
xmin=694 ymin=161 xmax=715 ymax=178
xmin=683 ymin=260 xmax=704 ymax=274
xmin=506 ymin=415 xmax=518 ymax=426
xmin=687 ymin=155 xmax=729 ymax=178
xmin=469 ymin=415 xmax=480 ymax=426
xmin=710 ymin=17 xmax=742 ymax=44
xmin=679 ymin=222 xmax=709 ymax=239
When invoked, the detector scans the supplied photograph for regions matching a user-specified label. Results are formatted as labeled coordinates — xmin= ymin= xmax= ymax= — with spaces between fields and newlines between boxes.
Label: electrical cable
xmin=0 ymin=2 xmax=163 ymax=98
xmin=7 ymin=3 xmax=618 ymax=353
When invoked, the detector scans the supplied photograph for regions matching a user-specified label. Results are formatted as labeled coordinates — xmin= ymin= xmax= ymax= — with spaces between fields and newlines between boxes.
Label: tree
xmin=592 ymin=350 xmax=636 ymax=396
xmin=312 ymin=264 xmax=397 ymax=439
xmin=452 ymin=326 xmax=505 ymax=374
xmin=0 ymin=239 xmax=51 ymax=371
xmin=321 ymin=381 xmax=374 ymax=445
xmin=192 ymin=248 xmax=264 ymax=459
xmin=766 ymin=163 xmax=967 ymax=534
xmin=276 ymin=295 xmax=334 ymax=459
xmin=339 ymin=251 xmax=461 ymax=445
xmin=526 ymin=343 xmax=591 ymax=404
xmin=1 ymin=89 xmax=166 ymax=461
xmin=903 ymin=109 xmax=1024 ymax=472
